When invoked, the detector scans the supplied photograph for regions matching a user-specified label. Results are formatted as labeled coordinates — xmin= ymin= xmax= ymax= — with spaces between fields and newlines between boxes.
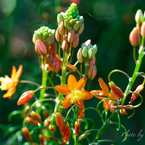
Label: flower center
xmin=0 ymin=76 xmax=13 ymax=90
xmin=68 ymin=90 xmax=83 ymax=104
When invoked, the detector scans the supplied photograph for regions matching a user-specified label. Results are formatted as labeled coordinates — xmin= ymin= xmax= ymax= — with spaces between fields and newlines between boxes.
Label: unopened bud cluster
xmin=56 ymin=3 xmax=84 ymax=51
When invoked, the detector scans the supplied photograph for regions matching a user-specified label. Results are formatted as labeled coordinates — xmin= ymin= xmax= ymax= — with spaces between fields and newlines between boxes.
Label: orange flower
xmin=90 ymin=78 xmax=118 ymax=112
xmin=0 ymin=65 xmax=22 ymax=98
xmin=55 ymin=75 xmax=93 ymax=109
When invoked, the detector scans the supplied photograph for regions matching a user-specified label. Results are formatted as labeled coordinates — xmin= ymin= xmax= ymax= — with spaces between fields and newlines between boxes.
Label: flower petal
xmin=67 ymin=75 xmax=77 ymax=91
xmin=75 ymin=100 xmax=84 ymax=109
xmin=16 ymin=65 xmax=23 ymax=79
xmin=62 ymin=96 xmax=72 ymax=109
xmin=90 ymin=90 xmax=107 ymax=99
xmin=98 ymin=78 xmax=109 ymax=95
xmin=82 ymin=91 xmax=93 ymax=100
xmin=103 ymin=100 xmax=109 ymax=112
xmin=55 ymin=85 xmax=70 ymax=95
xmin=3 ymin=86 xmax=16 ymax=99
xmin=11 ymin=66 xmax=16 ymax=80
xmin=76 ymin=77 xmax=87 ymax=90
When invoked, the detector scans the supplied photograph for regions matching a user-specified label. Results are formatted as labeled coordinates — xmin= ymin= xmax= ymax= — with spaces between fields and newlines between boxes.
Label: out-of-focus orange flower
xmin=55 ymin=75 xmax=93 ymax=109
xmin=90 ymin=78 xmax=118 ymax=112
xmin=0 ymin=65 xmax=22 ymax=98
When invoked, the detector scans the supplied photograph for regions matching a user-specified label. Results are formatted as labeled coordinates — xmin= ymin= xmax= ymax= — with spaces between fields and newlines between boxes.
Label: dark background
xmin=0 ymin=0 xmax=145 ymax=144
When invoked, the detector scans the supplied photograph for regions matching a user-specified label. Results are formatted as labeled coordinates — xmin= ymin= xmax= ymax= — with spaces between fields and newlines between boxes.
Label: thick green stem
xmin=85 ymin=62 xmax=89 ymax=77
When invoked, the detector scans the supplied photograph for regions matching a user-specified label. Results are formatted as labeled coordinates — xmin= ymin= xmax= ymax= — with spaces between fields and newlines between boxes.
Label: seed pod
xmin=88 ymin=64 xmax=97 ymax=80
xmin=22 ymin=127 xmax=33 ymax=143
xmin=75 ymin=121 xmax=80 ymax=136
xmin=30 ymin=111 xmax=41 ymax=123
xmin=129 ymin=84 xmax=144 ymax=104
xmin=17 ymin=91 xmax=34 ymax=105
xmin=109 ymin=81 xmax=124 ymax=99
xmin=72 ymin=34 xmax=79 ymax=48
xmin=56 ymin=112 xmax=64 ymax=132
xmin=26 ymin=117 xmax=39 ymax=125
xmin=129 ymin=27 xmax=140 ymax=47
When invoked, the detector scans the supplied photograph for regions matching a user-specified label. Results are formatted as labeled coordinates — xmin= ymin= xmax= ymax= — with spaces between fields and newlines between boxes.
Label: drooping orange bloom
xmin=0 ymin=65 xmax=22 ymax=99
xmin=55 ymin=75 xmax=93 ymax=109
xmin=90 ymin=78 xmax=118 ymax=112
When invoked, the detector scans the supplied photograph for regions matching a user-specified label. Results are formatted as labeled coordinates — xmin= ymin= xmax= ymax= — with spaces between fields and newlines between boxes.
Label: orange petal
xmin=82 ymin=91 xmax=93 ymax=100
xmin=55 ymin=85 xmax=70 ymax=95
xmin=16 ymin=65 xmax=23 ymax=79
xmin=11 ymin=66 xmax=16 ymax=80
xmin=109 ymin=91 xmax=118 ymax=100
xmin=90 ymin=90 xmax=107 ymax=99
xmin=98 ymin=78 xmax=109 ymax=95
xmin=103 ymin=100 xmax=109 ymax=112
xmin=67 ymin=75 xmax=77 ymax=91
xmin=62 ymin=96 xmax=72 ymax=109
xmin=75 ymin=100 xmax=84 ymax=109
xmin=3 ymin=86 xmax=16 ymax=99
xmin=76 ymin=77 xmax=87 ymax=90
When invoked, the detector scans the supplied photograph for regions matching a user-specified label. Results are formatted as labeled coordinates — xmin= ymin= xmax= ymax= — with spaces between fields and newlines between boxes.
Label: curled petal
xmin=11 ymin=66 xmax=16 ymax=80
xmin=76 ymin=77 xmax=87 ymax=90
xmin=16 ymin=65 xmax=23 ymax=79
xmin=98 ymin=78 xmax=109 ymax=95
xmin=75 ymin=100 xmax=84 ymax=109
xmin=3 ymin=86 xmax=16 ymax=99
xmin=90 ymin=90 xmax=107 ymax=99
xmin=67 ymin=75 xmax=77 ymax=91
xmin=62 ymin=96 xmax=72 ymax=109
xmin=82 ymin=91 xmax=93 ymax=100
xmin=55 ymin=85 xmax=70 ymax=95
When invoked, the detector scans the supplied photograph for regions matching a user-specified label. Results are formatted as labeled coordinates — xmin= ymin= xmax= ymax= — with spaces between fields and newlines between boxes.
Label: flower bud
xmin=90 ymin=56 xmax=96 ymax=66
xmin=129 ymin=84 xmax=144 ymax=104
xmin=129 ymin=27 xmax=140 ymax=46
xmin=62 ymin=38 xmax=69 ymax=52
xmin=49 ymin=42 xmax=57 ymax=57
xmin=75 ymin=121 xmax=80 ymax=136
xmin=35 ymin=40 xmax=47 ymax=55
xmin=64 ymin=19 xmax=70 ymax=29
xmin=73 ymin=21 xmax=81 ymax=32
xmin=49 ymin=124 xmax=56 ymax=132
xmin=82 ymin=47 xmax=88 ymax=58
xmin=32 ymin=33 xmax=37 ymax=44
xmin=88 ymin=47 xmax=96 ymax=60
xmin=67 ymin=64 xmax=77 ymax=72
xmin=22 ymin=127 xmax=33 ymax=143
xmin=77 ymin=48 xmax=84 ymax=63
xmin=88 ymin=64 xmax=97 ymax=80
xmin=120 ymin=109 xmax=127 ymax=115
xmin=113 ymin=105 xmax=133 ymax=110
xmin=68 ymin=29 xmax=75 ymax=43
xmin=57 ymin=13 xmax=64 ymax=24
xmin=70 ymin=19 xmax=76 ymax=27
xmin=93 ymin=44 xmax=97 ymax=54
xmin=141 ymin=22 xmax=145 ymax=37
xmin=85 ymin=39 xmax=91 ymax=47
xmin=39 ymin=134 xmax=45 ymax=145
xmin=24 ymin=105 xmax=30 ymax=117
xmin=56 ymin=112 xmax=64 ymax=132
xmin=72 ymin=34 xmax=79 ymax=48
xmin=47 ymin=34 xmax=54 ymax=45
xmin=26 ymin=117 xmax=39 ymax=125
xmin=108 ymin=81 xmax=124 ymax=99
xmin=30 ymin=111 xmax=41 ymax=123
xmin=78 ymin=23 xmax=84 ymax=35
xmin=59 ymin=22 xmax=65 ymax=35
xmin=78 ymin=108 xmax=84 ymax=119
xmin=55 ymin=27 xmax=61 ymax=42
xmin=62 ymin=123 xmax=71 ymax=144
xmin=17 ymin=91 xmax=34 ymax=105
xmin=42 ymin=110 xmax=49 ymax=119
xmin=135 ymin=9 xmax=143 ymax=24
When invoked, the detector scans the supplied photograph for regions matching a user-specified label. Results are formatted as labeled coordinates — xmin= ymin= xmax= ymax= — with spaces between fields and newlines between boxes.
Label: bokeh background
xmin=0 ymin=0 xmax=145 ymax=144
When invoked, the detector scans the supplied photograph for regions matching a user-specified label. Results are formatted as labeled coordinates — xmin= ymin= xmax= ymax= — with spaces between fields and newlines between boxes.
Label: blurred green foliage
xmin=0 ymin=0 xmax=145 ymax=144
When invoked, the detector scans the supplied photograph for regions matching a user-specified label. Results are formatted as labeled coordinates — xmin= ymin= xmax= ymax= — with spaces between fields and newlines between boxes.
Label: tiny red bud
xmin=55 ymin=27 xmax=61 ymax=42
xmin=62 ymin=38 xmax=69 ymax=52
xmin=129 ymin=27 xmax=140 ymax=46
xmin=68 ymin=29 xmax=75 ymax=43
xmin=22 ymin=127 xmax=33 ymax=143
xmin=30 ymin=111 xmax=41 ymax=123
xmin=56 ymin=112 xmax=64 ymax=132
xmin=72 ymin=33 xmax=79 ymax=48
xmin=88 ymin=64 xmax=97 ymax=80
xmin=109 ymin=81 xmax=124 ymax=99
xmin=49 ymin=42 xmax=57 ymax=57
xmin=77 ymin=48 xmax=84 ymax=63
xmin=59 ymin=22 xmax=65 ymax=35
xmin=75 ymin=121 xmax=80 ymax=136
xmin=17 ymin=91 xmax=34 ymax=105
xmin=67 ymin=64 xmax=77 ymax=72
xmin=26 ymin=117 xmax=39 ymax=125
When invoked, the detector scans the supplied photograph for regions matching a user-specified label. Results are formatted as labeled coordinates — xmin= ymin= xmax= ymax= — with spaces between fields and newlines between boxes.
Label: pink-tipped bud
xmin=26 ymin=117 xmax=39 ymax=125
xmin=59 ymin=22 xmax=65 ymax=35
xmin=109 ymin=81 xmax=124 ymax=99
xmin=75 ymin=121 xmax=80 ymax=136
xmin=129 ymin=27 xmax=140 ymax=46
xmin=90 ymin=56 xmax=96 ymax=66
xmin=72 ymin=34 xmax=79 ymax=48
xmin=22 ymin=127 xmax=33 ymax=143
xmin=17 ymin=91 xmax=34 ymax=105
xmin=68 ymin=29 xmax=75 ymax=43
xmin=67 ymin=64 xmax=77 ymax=72
xmin=88 ymin=64 xmax=97 ymax=80
xmin=77 ymin=48 xmax=84 ymax=63
xmin=55 ymin=27 xmax=61 ymax=42
xmin=30 ymin=111 xmax=41 ymax=123
xmin=141 ymin=22 xmax=145 ymax=37
xmin=49 ymin=42 xmax=57 ymax=57
xmin=78 ymin=23 xmax=84 ymax=35
xmin=62 ymin=38 xmax=69 ymax=52
xmin=56 ymin=112 xmax=64 ymax=132
xmin=129 ymin=84 xmax=144 ymax=104
xmin=85 ymin=39 xmax=91 ymax=47
xmin=35 ymin=40 xmax=47 ymax=55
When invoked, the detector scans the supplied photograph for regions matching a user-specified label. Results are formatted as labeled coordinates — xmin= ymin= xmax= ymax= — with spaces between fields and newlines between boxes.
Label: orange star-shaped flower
xmin=90 ymin=78 xmax=118 ymax=112
xmin=55 ymin=75 xmax=93 ymax=109
xmin=0 ymin=65 xmax=23 ymax=98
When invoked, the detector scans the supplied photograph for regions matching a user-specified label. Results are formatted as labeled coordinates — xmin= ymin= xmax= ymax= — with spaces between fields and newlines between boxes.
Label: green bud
xmin=87 ymin=44 xmax=93 ymax=50
xmin=73 ymin=21 xmax=81 ymax=32
xmin=82 ymin=47 xmax=88 ymax=58
xmin=135 ymin=9 xmax=143 ymax=24
xmin=81 ymin=43 xmax=87 ymax=48
xmin=93 ymin=44 xmax=97 ymax=54
xmin=64 ymin=19 xmax=70 ymax=29
xmin=88 ymin=48 xmax=95 ymax=60
xmin=70 ymin=19 xmax=76 ymax=27
xmin=57 ymin=13 xmax=64 ymax=24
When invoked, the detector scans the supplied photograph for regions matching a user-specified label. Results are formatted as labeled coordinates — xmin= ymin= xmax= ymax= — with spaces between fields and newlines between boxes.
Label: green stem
xmin=85 ymin=62 xmax=89 ymax=77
